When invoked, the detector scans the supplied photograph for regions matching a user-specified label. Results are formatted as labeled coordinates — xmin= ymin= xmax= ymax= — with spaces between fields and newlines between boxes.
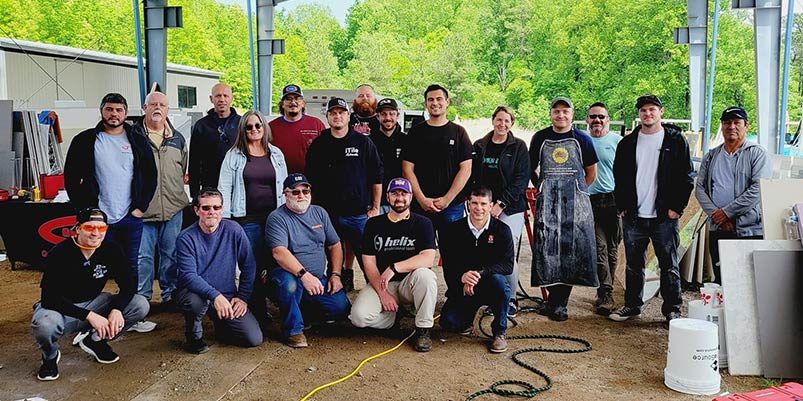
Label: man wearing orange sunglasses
xmin=31 ymin=208 xmax=149 ymax=381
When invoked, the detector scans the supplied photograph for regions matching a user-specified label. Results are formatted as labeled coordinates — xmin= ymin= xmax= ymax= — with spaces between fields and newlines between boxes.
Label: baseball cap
xmin=326 ymin=97 xmax=349 ymax=112
xmin=635 ymin=94 xmax=663 ymax=109
xmin=283 ymin=173 xmax=310 ymax=190
xmin=387 ymin=177 xmax=412 ymax=193
xmin=376 ymin=98 xmax=398 ymax=112
xmin=720 ymin=106 xmax=749 ymax=121
xmin=281 ymin=84 xmax=303 ymax=100
xmin=550 ymin=96 xmax=573 ymax=109
xmin=76 ymin=208 xmax=108 ymax=225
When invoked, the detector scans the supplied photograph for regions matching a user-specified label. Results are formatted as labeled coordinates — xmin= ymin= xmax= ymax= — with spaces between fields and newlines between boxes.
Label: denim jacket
xmin=218 ymin=144 xmax=288 ymax=218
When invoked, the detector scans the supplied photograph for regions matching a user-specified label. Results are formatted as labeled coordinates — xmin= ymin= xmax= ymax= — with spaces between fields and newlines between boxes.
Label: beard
xmin=102 ymin=116 xmax=124 ymax=129
xmin=390 ymin=200 xmax=410 ymax=214
xmin=286 ymin=197 xmax=310 ymax=214
xmin=352 ymin=99 xmax=378 ymax=117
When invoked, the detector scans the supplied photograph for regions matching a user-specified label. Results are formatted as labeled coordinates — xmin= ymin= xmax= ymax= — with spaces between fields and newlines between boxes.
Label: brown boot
xmin=489 ymin=334 xmax=508 ymax=353
xmin=286 ymin=333 xmax=308 ymax=348
xmin=596 ymin=293 xmax=615 ymax=316
xmin=413 ymin=328 xmax=432 ymax=352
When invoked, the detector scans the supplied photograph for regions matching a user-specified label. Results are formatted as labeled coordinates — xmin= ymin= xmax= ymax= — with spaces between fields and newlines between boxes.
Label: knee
xmin=179 ymin=291 xmax=207 ymax=315
xmin=126 ymin=294 xmax=150 ymax=321
xmin=31 ymin=311 xmax=63 ymax=339
xmin=269 ymin=271 xmax=298 ymax=298
xmin=410 ymin=268 xmax=437 ymax=289
xmin=242 ymin=331 xmax=263 ymax=348
xmin=348 ymin=301 xmax=377 ymax=328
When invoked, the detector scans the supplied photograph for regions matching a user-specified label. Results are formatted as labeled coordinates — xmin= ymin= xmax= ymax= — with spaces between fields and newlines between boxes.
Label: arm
xmin=235 ymin=228 xmax=256 ymax=302
xmin=217 ymin=151 xmax=235 ymax=218
xmin=499 ymin=141 xmax=530 ymax=209
xmin=176 ymin=234 xmax=222 ymax=301
xmin=439 ymin=159 xmax=472 ymax=206
xmin=668 ymin=136 xmax=695 ymax=216
xmin=722 ymin=147 xmax=772 ymax=218
xmin=480 ymin=222 xmax=514 ymax=276
xmin=188 ymin=125 xmax=202 ymax=198
xmin=584 ymin=164 xmax=597 ymax=186
xmin=272 ymin=246 xmax=325 ymax=296
xmin=695 ymin=152 xmax=718 ymax=216
xmin=39 ymin=246 xmax=94 ymax=320
xmin=529 ymin=135 xmax=542 ymax=187
xmin=108 ymin=243 xmax=136 ymax=314
xmin=402 ymin=160 xmax=437 ymax=212
xmin=368 ymin=183 xmax=382 ymax=216
xmin=63 ymin=132 xmax=88 ymax=209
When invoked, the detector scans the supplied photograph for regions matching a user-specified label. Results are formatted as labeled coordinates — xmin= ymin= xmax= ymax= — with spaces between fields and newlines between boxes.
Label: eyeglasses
xmin=199 ymin=205 xmax=223 ymax=211
xmin=285 ymin=189 xmax=311 ymax=196
xmin=245 ymin=123 xmax=262 ymax=131
xmin=80 ymin=224 xmax=108 ymax=233
xmin=588 ymin=114 xmax=608 ymax=120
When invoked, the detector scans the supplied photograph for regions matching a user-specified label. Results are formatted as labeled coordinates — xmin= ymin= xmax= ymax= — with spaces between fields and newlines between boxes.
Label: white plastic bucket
xmin=687 ymin=300 xmax=728 ymax=369
xmin=664 ymin=318 xmax=721 ymax=395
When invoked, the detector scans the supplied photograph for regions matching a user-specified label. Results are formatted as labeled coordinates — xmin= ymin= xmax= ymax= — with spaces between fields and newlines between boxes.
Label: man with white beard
xmin=265 ymin=173 xmax=351 ymax=348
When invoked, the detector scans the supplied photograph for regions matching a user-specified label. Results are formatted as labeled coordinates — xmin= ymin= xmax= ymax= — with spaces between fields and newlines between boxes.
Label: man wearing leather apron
xmin=529 ymin=97 xmax=599 ymax=321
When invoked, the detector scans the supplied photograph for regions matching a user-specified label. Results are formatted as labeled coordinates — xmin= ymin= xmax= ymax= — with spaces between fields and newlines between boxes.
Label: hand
xmin=301 ymin=272 xmax=324 ymax=296
xmin=106 ymin=309 xmax=125 ymax=339
xmin=618 ymin=210 xmax=627 ymax=218
xmin=461 ymin=270 xmax=481 ymax=286
xmin=380 ymin=268 xmax=395 ymax=291
xmin=86 ymin=311 xmax=111 ymax=340
xmin=720 ymin=220 xmax=736 ymax=232
xmin=667 ymin=209 xmax=680 ymax=220
xmin=131 ymin=209 xmax=144 ymax=218
xmin=491 ymin=203 xmax=504 ymax=218
xmin=327 ymin=275 xmax=343 ymax=294
xmin=230 ymin=297 xmax=248 ymax=319
xmin=419 ymin=197 xmax=442 ymax=213
xmin=712 ymin=208 xmax=729 ymax=225
xmin=432 ymin=197 xmax=451 ymax=210
xmin=367 ymin=206 xmax=380 ymax=218
xmin=378 ymin=290 xmax=399 ymax=312
xmin=213 ymin=294 xmax=235 ymax=320
xmin=463 ymin=283 xmax=475 ymax=296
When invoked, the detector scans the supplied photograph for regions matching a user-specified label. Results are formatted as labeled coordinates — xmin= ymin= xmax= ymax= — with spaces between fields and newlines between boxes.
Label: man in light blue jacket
xmin=696 ymin=106 xmax=772 ymax=284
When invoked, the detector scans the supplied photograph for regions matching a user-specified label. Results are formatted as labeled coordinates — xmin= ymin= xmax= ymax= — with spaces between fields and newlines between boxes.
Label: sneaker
xmin=341 ymin=269 xmax=354 ymax=292
xmin=489 ymin=334 xmax=508 ymax=353
xmin=37 ymin=351 xmax=60 ymax=381
xmin=508 ymin=299 xmax=519 ymax=318
xmin=458 ymin=326 xmax=473 ymax=336
xmin=595 ymin=294 xmax=615 ymax=316
xmin=537 ymin=305 xmax=568 ymax=321
xmin=609 ymin=306 xmax=641 ymax=322
xmin=184 ymin=338 xmax=210 ymax=354
xmin=79 ymin=336 xmax=120 ymax=364
xmin=287 ymin=333 xmax=308 ymax=348
xmin=665 ymin=311 xmax=682 ymax=323
xmin=72 ymin=330 xmax=89 ymax=346
xmin=413 ymin=328 xmax=432 ymax=352
xmin=127 ymin=320 xmax=157 ymax=333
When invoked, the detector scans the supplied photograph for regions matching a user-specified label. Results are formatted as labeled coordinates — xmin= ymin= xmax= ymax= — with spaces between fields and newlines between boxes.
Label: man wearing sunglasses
xmin=32 ymin=208 xmax=149 ymax=381
xmin=266 ymin=174 xmax=351 ymax=348
xmin=175 ymin=188 xmax=263 ymax=354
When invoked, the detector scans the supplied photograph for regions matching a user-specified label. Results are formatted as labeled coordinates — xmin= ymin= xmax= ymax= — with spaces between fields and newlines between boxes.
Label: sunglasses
xmin=199 ymin=205 xmax=223 ymax=211
xmin=588 ymin=114 xmax=608 ymax=120
xmin=285 ymin=189 xmax=311 ymax=196
xmin=245 ymin=123 xmax=262 ymax=131
xmin=80 ymin=224 xmax=108 ymax=233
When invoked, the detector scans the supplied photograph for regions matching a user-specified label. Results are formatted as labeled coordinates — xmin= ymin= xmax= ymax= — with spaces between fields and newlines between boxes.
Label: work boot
xmin=489 ymin=334 xmax=508 ymax=353
xmin=341 ymin=269 xmax=354 ymax=292
xmin=287 ymin=333 xmax=309 ymax=348
xmin=413 ymin=328 xmax=432 ymax=352
xmin=595 ymin=293 xmax=615 ymax=316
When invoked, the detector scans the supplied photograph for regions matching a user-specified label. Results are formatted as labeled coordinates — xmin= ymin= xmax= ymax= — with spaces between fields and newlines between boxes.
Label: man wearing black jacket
xmin=439 ymin=187 xmax=513 ymax=353
xmin=610 ymin=94 xmax=694 ymax=324
xmin=31 ymin=208 xmax=149 ymax=381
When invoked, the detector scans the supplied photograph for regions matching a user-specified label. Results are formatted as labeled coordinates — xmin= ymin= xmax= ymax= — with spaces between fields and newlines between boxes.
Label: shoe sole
xmin=287 ymin=342 xmax=308 ymax=348
xmin=608 ymin=314 xmax=640 ymax=322
xmin=72 ymin=331 xmax=89 ymax=346
xmin=186 ymin=346 xmax=210 ymax=354
xmin=79 ymin=340 xmax=120 ymax=364
xmin=127 ymin=325 xmax=157 ymax=333
xmin=489 ymin=346 xmax=508 ymax=353
xmin=37 ymin=351 xmax=60 ymax=381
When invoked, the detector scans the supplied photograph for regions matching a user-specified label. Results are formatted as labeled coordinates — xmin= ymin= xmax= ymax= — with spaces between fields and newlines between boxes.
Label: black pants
xmin=708 ymin=230 xmax=762 ymax=284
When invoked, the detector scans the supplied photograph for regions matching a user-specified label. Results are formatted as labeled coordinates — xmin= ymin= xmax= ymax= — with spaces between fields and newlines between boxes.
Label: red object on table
xmin=39 ymin=174 xmax=64 ymax=199
xmin=712 ymin=382 xmax=803 ymax=400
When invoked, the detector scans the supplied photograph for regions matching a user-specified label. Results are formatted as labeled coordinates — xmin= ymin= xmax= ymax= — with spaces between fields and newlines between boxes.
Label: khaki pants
xmin=349 ymin=268 xmax=437 ymax=329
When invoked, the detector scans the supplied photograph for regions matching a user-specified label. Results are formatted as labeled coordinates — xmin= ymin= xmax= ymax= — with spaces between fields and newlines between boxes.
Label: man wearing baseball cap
xmin=269 ymin=84 xmax=326 ymax=174
xmin=266 ymin=173 xmax=351 ymax=348
xmin=349 ymin=177 xmax=438 ymax=352
xmin=370 ymin=98 xmax=407 ymax=212
xmin=32 ymin=208 xmax=149 ymax=380
xmin=611 ymin=94 xmax=694 ymax=324
xmin=695 ymin=106 xmax=771 ymax=284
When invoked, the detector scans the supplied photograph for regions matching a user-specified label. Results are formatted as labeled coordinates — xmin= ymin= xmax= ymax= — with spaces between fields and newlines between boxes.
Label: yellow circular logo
xmin=552 ymin=147 xmax=569 ymax=164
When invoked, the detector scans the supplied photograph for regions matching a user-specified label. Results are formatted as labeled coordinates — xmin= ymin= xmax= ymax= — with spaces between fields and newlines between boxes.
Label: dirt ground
xmin=1 ymin=234 xmax=771 ymax=401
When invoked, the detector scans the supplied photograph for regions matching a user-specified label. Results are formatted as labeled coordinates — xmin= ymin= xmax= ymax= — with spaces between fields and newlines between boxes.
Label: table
xmin=0 ymin=200 xmax=76 ymax=270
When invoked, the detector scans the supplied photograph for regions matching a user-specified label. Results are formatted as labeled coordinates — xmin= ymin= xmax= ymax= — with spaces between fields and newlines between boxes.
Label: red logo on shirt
xmin=487 ymin=235 xmax=494 ymax=244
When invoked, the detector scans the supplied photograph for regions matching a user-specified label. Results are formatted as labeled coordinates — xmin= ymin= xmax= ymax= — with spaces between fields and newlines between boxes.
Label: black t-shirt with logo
xmin=361 ymin=212 xmax=436 ymax=281
xmin=480 ymin=141 xmax=504 ymax=201
xmin=350 ymin=113 xmax=381 ymax=136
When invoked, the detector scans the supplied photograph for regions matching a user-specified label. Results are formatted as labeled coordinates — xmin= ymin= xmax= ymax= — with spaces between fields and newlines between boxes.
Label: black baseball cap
xmin=376 ymin=98 xmax=398 ymax=112
xmin=281 ymin=84 xmax=303 ymax=100
xmin=283 ymin=173 xmax=311 ymax=190
xmin=720 ymin=106 xmax=749 ymax=121
xmin=327 ymin=97 xmax=349 ymax=112
xmin=550 ymin=96 xmax=573 ymax=109
xmin=76 ymin=208 xmax=108 ymax=225
xmin=635 ymin=94 xmax=663 ymax=109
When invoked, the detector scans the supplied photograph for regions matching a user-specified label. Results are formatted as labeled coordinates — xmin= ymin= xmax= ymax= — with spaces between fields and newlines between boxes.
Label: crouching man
xmin=32 ymin=208 xmax=149 ymax=381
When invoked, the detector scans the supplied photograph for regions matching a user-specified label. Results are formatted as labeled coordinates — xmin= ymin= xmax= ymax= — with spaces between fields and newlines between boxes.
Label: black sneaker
xmin=609 ymin=306 xmax=641 ymax=322
xmin=413 ymin=328 xmax=432 ymax=352
xmin=341 ymin=269 xmax=354 ymax=292
xmin=79 ymin=336 xmax=119 ymax=364
xmin=549 ymin=306 xmax=569 ymax=322
xmin=37 ymin=351 xmax=60 ymax=381
xmin=507 ymin=299 xmax=519 ymax=318
xmin=184 ymin=338 xmax=210 ymax=354
xmin=665 ymin=311 xmax=682 ymax=324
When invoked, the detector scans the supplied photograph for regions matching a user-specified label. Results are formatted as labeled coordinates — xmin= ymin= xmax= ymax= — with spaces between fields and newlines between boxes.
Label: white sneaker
xmin=127 ymin=320 xmax=157 ymax=333
xmin=72 ymin=330 xmax=89 ymax=346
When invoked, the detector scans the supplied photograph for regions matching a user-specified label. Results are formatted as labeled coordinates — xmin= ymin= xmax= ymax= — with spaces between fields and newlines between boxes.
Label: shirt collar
xmin=468 ymin=216 xmax=491 ymax=238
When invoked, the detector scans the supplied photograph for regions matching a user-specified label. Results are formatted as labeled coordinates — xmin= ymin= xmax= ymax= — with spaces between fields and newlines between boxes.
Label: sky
xmin=217 ymin=0 xmax=356 ymax=25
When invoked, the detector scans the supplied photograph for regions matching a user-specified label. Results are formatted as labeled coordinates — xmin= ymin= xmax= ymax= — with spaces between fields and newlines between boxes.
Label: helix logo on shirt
xmin=345 ymin=147 xmax=359 ymax=157
xmin=374 ymin=235 xmax=416 ymax=252
xmin=92 ymin=264 xmax=108 ymax=279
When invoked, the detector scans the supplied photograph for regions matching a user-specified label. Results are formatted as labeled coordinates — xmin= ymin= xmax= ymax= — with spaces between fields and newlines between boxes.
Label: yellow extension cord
xmin=299 ymin=315 xmax=440 ymax=401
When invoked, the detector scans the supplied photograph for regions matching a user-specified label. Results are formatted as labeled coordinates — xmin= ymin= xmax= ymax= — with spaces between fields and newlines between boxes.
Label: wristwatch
xmin=296 ymin=268 xmax=307 ymax=278
xmin=389 ymin=263 xmax=399 ymax=274
xmin=497 ymin=200 xmax=507 ymax=209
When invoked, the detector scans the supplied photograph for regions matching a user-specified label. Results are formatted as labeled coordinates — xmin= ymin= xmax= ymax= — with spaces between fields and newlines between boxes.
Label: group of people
xmin=30 ymin=82 xmax=771 ymax=382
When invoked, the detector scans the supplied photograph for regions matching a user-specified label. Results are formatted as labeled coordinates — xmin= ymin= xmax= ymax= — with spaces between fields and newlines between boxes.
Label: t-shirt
xmin=480 ymin=141 xmax=505 ymax=201
xmin=711 ymin=148 xmax=739 ymax=209
xmin=269 ymin=115 xmax=325 ymax=174
xmin=265 ymin=204 xmax=340 ymax=278
xmin=588 ymin=132 xmax=621 ymax=195
xmin=361 ymin=212 xmax=436 ymax=281
xmin=95 ymin=132 xmax=134 ymax=224
xmin=369 ymin=125 xmax=406 ymax=205
xmin=402 ymin=121 xmax=473 ymax=207
xmin=635 ymin=130 xmax=665 ymax=218
xmin=529 ymin=127 xmax=598 ymax=184
xmin=242 ymin=154 xmax=277 ymax=221
xmin=350 ymin=113 xmax=381 ymax=136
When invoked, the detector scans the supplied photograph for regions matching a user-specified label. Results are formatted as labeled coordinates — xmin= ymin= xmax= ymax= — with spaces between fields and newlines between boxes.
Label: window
xmin=178 ymin=85 xmax=197 ymax=109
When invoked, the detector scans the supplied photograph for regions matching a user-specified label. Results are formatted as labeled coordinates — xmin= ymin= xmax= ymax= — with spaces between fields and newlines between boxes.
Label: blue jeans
xmin=622 ymin=217 xmax=682 ymax=315
xmin=106 ymin=213 xmax=144 ymax=287
xmin=137 ymin=212 xmax=182 ymax=301
xmin=336 ymin=214 xmax=369 ymax=268
xmin=427 ymin=203 xmax=466 ymax=234
xmin=440 ymin=273 xmax=511 ymax=336
xmin=31 ymin=293 xmax=149 ymax=360
xmin=176 ymin=288 xmax=263 ymax=347
xmin=267 ymin=269 xmax=351 ymax=338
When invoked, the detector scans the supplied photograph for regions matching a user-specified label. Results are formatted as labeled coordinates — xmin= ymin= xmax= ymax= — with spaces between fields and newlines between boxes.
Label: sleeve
xmin=500 ymin=140 xmax=531 ymax=207
xmin=529 ymin=133 xmax=542 ymax=186
xmin=188 ymin=124 xmax=203 ymax=199
xmin=579 ymin=132 xmax=599 ymax=167
xmin=180 ymin=134 xmax=189 ymax=175
xmin=669 ymin=135 xmax=695 ymax=215
xmin=321 ymin=209 xmax=341 ymax=246
xmin=365 ymin=139 xmax=383 ymax=185
xmin=457 ymin=126 xmax=473 ymax=162
xmin=415 ymin=217 xmax=436 ymax=251
xmin=39 ymin=245 xmax=92 ymax=320
xmin=265 ymin=212 xmax=290 ymax=250
xmin=613 ymin=139 xmax=628 ymax=212
xmin=470 ymin=141 xmax=482 ymax=189
xmin=136 ymin=132 xmax=158 ymax=212
xmin=177 ymin=232 xmax=222 ymax=302
xmin=235 ymin=226 xmax=256 ymax=301
xmin=481 ymin=221 xmax=514 ymax=276
xmin=63 ymin=132 xmax=89 ymax=209
xmin=217 ymin=151 xmax=235 ymax=218
xmin=304 ymin=138 xmax=322 ymax=192
xmin=361 ymin=218 xmax=378 ymax=256
xmin=695 ymin=151 xmax=718 ymax=216
xmin=108 ymin=243 xmax=136 ymax=312
xmin=723 ymin=147 xmax=772 ymax=218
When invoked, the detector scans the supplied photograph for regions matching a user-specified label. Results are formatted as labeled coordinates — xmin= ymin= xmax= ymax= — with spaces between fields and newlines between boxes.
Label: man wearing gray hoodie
xmin=696 ymin=106 xmax=772 ymax=284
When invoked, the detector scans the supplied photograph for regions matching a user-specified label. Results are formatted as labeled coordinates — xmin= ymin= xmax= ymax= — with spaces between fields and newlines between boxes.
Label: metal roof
xmin=0 ymin=37 xmax=222 ymax=78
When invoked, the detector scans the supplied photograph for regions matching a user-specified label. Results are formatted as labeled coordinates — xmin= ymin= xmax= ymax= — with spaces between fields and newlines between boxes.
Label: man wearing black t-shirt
xmin=349 ymin=178 xmax=438 ymax=352
xmin=31 ymin=208 xmax=149 ymax=381
xmin=350 ymin=84 xmax=381 ymax=136
xmin=370 ymin=98 xmax=406 ymax=211
xmin=402 ymin=84 xmax=473 ymax=233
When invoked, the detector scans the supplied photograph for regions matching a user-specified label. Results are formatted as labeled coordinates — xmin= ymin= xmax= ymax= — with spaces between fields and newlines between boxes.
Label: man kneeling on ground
xmin=176 ymin=187 xmax=263 ymax=354
xmin=32 ymin=208 xmax=149 ymax=381
xmin=349 ymin=178 xmax=438 ymax=352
